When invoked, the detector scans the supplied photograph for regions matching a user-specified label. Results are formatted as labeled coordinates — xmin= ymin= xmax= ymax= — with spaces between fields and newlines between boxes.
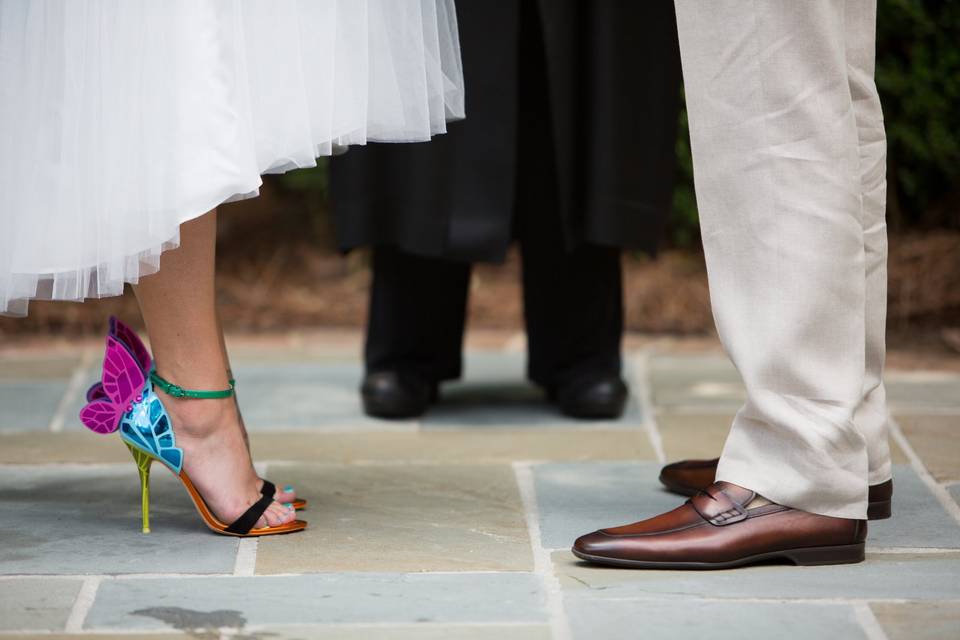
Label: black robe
xmin=331 ymin=0 xmax=682 ymax=263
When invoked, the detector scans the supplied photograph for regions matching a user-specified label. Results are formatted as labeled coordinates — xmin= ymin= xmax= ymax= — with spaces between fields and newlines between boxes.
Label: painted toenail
xmin=284 ymin=485 xmax=294 ymax=493
xmin=284 ymin=503 xmax=294 ymax=509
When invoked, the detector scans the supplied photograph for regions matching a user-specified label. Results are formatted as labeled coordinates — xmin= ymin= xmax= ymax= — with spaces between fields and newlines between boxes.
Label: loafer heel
xmin=783 ymin=543 xmax=865 ymax=566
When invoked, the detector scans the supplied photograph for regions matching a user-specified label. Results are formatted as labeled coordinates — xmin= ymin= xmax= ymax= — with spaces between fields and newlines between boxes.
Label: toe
xmin=263 ymin=501 xmax=295 ymax=527
xmin=273 ymin=484 xmax=296 ymax=503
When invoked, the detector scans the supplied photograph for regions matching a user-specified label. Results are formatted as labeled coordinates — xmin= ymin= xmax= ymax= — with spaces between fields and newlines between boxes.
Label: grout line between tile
xmin=513 ymin=461 xmax=572 ymax=640
xmin=869 ymin=547 xmax=960 ymax=554
xmin=853 ymin=602 xmax=890 ymax=640
xmin=0 ymin=570 xmax=541 ymax=581
xmin=632 ymin=351 xmax=666 ymax=464
xmin=889 ymin=415 xmax=960 ymax=527
xmin=3 ymin=622 xmax=552 ymax=637
xmin=232 ymin=464 xmax=265 ymax=576
xmin=233 ymin=539 xmax=259 ymax=577
xmin=48 ymin=347 xmax=96 ymax=433
xmin=654 ymin=405 xmax=740 ymax=415
xmin=889 ymin=407 xmax=960 ymax=416
xmin=63 ymin=575 xmax=101 ymax=633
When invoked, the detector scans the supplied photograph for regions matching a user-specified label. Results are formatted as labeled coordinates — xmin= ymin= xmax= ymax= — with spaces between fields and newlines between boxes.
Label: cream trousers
xmin=674 ymin=0 xmax=890 ymax=519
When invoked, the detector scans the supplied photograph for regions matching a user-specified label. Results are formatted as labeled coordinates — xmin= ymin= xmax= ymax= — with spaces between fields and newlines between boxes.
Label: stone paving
xmin=0 ymin=332 xmax=959 ymax=639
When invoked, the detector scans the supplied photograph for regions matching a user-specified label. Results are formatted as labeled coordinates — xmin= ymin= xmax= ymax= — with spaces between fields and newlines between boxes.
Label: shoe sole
xmin=558 ymin=401 xmax=627 ymax=420
xmin=571 ymin=542 xmax=866 ymax=569
xmin=659 ymin=475 xmax=893 ymax=521
xmin=362 ymin=396 xmax=428 ymax=419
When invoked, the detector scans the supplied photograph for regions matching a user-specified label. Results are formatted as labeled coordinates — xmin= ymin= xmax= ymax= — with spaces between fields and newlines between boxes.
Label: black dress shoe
xmin=554 ymin=375 xmax=628 ymax=419
xmin=361 ymin=371 xmax=437 ymax=419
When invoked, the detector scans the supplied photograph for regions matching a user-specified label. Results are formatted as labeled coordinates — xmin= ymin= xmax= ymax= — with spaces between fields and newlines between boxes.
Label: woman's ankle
xmin=158 ymin=390 xmax=236 ymax=439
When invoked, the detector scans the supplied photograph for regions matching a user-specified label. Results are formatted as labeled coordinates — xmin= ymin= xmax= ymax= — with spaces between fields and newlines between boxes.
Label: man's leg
xmin=572 ymin=0 xmax=881 ymax=569
xmin=845 ymin=0 xmax=892 ymax=490
xmin=513 ymin=0 xmax=626 ymax=419
xmin=520 ymin=234 xmax=627 ymax=418
xmin=657 ymin=0 xmax=892 ymax=513
xmin=680 ymin=0 xmax=871 ymax=520
xmin=362 ymin=246 xmax=471 ymax=417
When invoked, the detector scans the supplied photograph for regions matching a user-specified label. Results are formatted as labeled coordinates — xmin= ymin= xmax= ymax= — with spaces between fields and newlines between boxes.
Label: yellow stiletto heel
xmin=126 ymin=443 xmax=154 ymax=533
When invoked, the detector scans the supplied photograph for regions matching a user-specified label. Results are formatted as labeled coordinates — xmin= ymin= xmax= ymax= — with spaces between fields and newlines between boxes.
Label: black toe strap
xmin=260 ymin=480 xmax=276 ymax=499
xmin=225 ymin=493 xmax=276 ymax=535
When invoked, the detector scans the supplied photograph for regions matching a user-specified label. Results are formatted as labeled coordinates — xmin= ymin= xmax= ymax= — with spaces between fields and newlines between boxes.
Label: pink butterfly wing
xmin=79 ymin=400 xmax=121 ymax=434
xmin=109 ymin=316 xmax=152 ymax=373
xmin=85 ymin=382 xmax=107 ymax=402
xmin=101 ymin=335 xmax=147 ymax=408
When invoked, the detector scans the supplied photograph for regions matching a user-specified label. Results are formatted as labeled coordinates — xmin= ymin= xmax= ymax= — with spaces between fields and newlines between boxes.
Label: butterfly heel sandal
xmin=85 ymin=316 xmax=307 ymax=511
xmin=80 ymin=326 xmax=306 ymax=538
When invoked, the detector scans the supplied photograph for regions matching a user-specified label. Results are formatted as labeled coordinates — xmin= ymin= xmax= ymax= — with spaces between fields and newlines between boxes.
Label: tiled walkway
xmin=1 ymin=333 xmax=959 ymax=639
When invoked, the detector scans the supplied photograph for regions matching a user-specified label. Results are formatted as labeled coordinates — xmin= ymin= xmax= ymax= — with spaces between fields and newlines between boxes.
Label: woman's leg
xmin=134 ymin=210 xmax=294 ymax=528
xmin=215 ymin=309 xmax=298 ymax=503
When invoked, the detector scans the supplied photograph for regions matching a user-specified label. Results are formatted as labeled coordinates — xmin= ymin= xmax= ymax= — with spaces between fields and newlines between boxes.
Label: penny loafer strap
xmin=691 ymin=486 xmax=753 ymax=526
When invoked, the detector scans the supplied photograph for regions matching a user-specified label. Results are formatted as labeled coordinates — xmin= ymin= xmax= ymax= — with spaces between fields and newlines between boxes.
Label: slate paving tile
xmin=648 ymin=355 xmax=744 ymax=409
xmin=230 ymin=362 xmax=414 ymax=431
xmin=0 ymin=578 xmax=82 ymax=632
xmin=0 ymin=429 xmax=655 ymax=465
xmin=3 ymin=632 xmax=182 ymax=640
xmin=0 ymin=626 xmax=547 ymax=639
xmin=0 ymin=355 xmax=79 ymax=381
xmin=0 ymin=381 xmax=67 ymax=432
xmin=424 ymin=352 xmax=644 ymax=429
xmin=896 ymin=415 xmax=960 ymax=484
xmin=949 ymin=483 xmax=960 ymax=508
xmin=7 ymin=636 xmax=182 ymax=640
xmin=533 ymin=462 xmax=681 ymax=550
xmin=256 ymin=463 xmax=532 ymax=573
xmin=869 ymin=466 xmax=960 ymax=548
xmin=234 ymin=624 xmax=550 ymax=640
xmin=886 ymin=372 xmax=960 ymax=410
xmin=870 ymin=601 xmax=960 ymax=640
xmin=657 ymin=412 xmax=734 ymax=459
xmin=565 ymin=599 xmax=867 ymax=640
xmin=0 ymin=433 xmax=131 ymax=464
xmin=85 ymin=573 xmax=547 ymax=631
xmin=554 ymin=550 xmax=960 ymax=600
xmin=0 ymin=466 xmax=238 ymax=575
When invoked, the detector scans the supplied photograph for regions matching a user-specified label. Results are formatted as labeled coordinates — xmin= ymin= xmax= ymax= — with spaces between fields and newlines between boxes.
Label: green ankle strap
xmin=150 ymin=371 xmax=235 ymax=399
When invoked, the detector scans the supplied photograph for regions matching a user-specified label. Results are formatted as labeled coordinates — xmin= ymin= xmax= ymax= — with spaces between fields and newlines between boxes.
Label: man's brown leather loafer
xmin=573 ymin=481 xmax=867 ymax=569
xmin=659 ymin=458 xmax=893 ymax=520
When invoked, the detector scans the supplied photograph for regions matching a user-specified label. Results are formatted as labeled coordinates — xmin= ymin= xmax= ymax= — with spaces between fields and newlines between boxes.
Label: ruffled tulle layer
xmin=0 ymin=0 xmax=464 ymax=315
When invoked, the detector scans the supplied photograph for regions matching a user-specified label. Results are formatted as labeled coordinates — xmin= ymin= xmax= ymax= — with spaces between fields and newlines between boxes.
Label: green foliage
xmin=670 ymin=105 xmax=699 ymax=248
xmin=875 ymin=0 xmax=960 ymax=229
xmin=669 ymin=0 xmax=960 ymax=247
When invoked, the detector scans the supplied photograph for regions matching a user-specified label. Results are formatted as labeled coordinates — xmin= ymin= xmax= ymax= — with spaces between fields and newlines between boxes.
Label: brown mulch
xmin=2 ymin=185 xmax=958 ymax=364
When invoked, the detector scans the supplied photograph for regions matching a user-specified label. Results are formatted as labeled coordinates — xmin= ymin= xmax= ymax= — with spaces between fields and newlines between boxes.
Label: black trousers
xmin=364 ymin=0 xmax=623 ymax=390
xmin=365 ymin=240 xmax=623 ymax=390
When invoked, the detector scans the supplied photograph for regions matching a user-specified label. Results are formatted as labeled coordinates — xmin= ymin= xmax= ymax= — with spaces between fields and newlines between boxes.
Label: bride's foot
xmin=159 ymin=390 xmax=296 ymax=529
xmin=259 ymin=478 xmax=298 ymax=506
xmin=233 ymin=396 xmax=302 ymax=508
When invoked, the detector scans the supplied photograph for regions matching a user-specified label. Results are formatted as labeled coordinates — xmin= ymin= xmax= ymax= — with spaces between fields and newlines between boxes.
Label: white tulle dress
xmin=0 ymin=0 xmax=464 ymax=316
